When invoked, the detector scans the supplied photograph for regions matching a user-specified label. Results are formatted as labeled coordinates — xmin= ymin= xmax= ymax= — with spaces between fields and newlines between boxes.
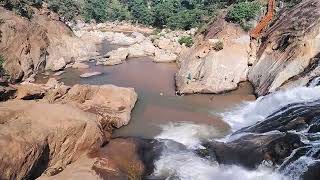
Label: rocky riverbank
xmin=0 ymin=78 xmax=137 ymax=179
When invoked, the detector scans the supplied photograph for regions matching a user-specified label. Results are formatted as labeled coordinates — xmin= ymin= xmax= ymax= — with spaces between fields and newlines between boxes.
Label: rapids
xmin=151 ymin=85 xmax=320 ymax=180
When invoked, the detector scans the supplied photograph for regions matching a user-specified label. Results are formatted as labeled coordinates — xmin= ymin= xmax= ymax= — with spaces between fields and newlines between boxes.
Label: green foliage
xmin=167 ymin=8 xmax=204 ymax=30
xmin=212 ymin=41 xmax=224 ymax=51
xmin=178 ymin=36 xmax=193 ymax=47
xmin=129 ymin=0 xmax=154 ymax=25
xmin=240 ymin=21 xmax=253 ymax=32
xmin=82 ymin=0 xmax=108 ymax=22
xmin=2 ymin=0 xmax=35 ymax=19
xmin=0 ymin=55 xmax=5 ymax=74
xmin=151 ymin=28 xmax=161 ymax=36
xmin=106 ymin=0 xmax=131 ymax=21
xmin=282 ymin=0 xmax=302 ymax=7
xmin=227 ymin=1 xmax=261 ymax=23
xmin=48 ymin=0 xmax=81 ymax=21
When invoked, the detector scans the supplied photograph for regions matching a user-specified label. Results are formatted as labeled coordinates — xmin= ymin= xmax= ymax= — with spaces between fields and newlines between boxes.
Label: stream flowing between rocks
xmin=35 ymin=41 xmax=320 ymax=180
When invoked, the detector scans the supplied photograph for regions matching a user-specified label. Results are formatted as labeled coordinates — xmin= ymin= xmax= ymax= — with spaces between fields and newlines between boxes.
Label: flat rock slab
xmin=80 ymin=72 xmax=102 ymax=78
xmin=72 ymin=62 xmax=90 ymax=69
xmin=53 ymin=71 xmax=65 ymax=76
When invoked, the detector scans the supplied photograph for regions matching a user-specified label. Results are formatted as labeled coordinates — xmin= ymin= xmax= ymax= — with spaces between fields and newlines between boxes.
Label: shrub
xmin=178 ymin=36 xmax=193 ymax=47
xmin=227 ymin=1 xmax=261 ymax=23
xmin=48 ymin=0 xmax=82 ymax=22
xmin=151 ymin=28 xmax=161 ymax=36
xmin=106 ymin=0 xmax=131 ymax=21
xmin=240 ymin=21 xmax=253 ymax=32
xmin=212 ymin=41 xmax=224 ymax=51
xmin=82 ymin=0 xmax=108 ymax=22
xmin=129 ymin=0 xmax=154 ymax=25
xmin=0 ymin=55 xmax=5 ymax=74
xmin=3 ymin=0 xmax=34 ymax=19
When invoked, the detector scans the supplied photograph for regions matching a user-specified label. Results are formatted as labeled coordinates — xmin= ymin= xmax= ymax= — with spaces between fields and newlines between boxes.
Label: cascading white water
xmin=153 ymin=122 xmax=287 ymax=180
xmin=155 ymin=122 xmax=226 ymax=149
xmin=221 ymin=86 xmax=320 ymax=131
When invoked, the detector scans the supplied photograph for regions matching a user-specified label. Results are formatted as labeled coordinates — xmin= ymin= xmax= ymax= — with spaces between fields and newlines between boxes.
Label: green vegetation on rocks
xmin=0 ymin=55 xmax=5 ymax=75
xmin=1 ymin=0 xmax=267 ymax=31
xmin=48 ymin=0 xmax=82 ymax=21
xmin=178 ymin=36 xmax=193 ymax=47
xmin=227 ymin=1 xmax=261 ymax=24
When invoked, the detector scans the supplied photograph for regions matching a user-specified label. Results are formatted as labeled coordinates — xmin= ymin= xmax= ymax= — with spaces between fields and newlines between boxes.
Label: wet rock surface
xmin=198 ymin=98 xmax=320 ymax=180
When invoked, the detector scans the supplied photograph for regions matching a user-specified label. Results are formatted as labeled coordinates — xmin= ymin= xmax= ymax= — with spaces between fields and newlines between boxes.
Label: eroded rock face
xmin=0 ymin=78 xmax=16 ymax=101
xmin=249 ymin=0 xmax=320 ymax=96
xmin=0 ymin=7 xmax=97 ymax=82
xmin=203 ymin=133 xmax=302 ymax=169
xmin=38 ymin=138 xmax=161 ymax=180
xmin=0 ymin=80 xmax=138 ymax=180
xmin=0 ymin=101 xmax=106 ymax=180
xmin=58 ymin=84 xmax=138 ymax=128
xmin=176 ymin=16 xmax=249 ymax=94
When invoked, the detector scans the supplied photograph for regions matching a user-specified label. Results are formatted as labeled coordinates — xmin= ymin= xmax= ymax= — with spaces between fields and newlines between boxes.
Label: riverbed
xmin=37 ymin=56 xmax=255 ymax=139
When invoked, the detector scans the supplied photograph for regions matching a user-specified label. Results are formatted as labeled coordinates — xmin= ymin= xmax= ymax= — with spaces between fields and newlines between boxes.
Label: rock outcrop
xmin=0 ymin=78 xmax=16 ymax=101
xmin=249 ymin=0 xmax=320 ymax=96
xmin=0 ymin=100 xmax=106 ymax=179
xmin=38 ymin=138 xmax=148 ymax=180
xmin=0 ymin=80 xmax=137 ymax=180
xmin=176 ymin=15 xmax=250 ymax=94
xmin=0 ymin=6 xmax=97 ymax=82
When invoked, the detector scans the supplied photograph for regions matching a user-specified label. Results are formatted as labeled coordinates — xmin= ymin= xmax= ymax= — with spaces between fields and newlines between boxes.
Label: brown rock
xmin=58 ymin=84 xmax=137 ymax=128
xmin=176 ymin=16 xmax=249 ymax=94
xmin=72 ymin=62 xmax=90 ymax=69
xmin=248 ymin=0 xmax=320 ymax=96
xmin=0 ymin=83 xmax=138 ymax=179
xmin=15 ymin=83 xmax=46 ymax=100
xmin=38 ymin=138 xmax=145 ymax=180
xmin=0 ymin=7 xmax=97 ymax=82
xmin=0 ymin=100 xmax=106 ymax=180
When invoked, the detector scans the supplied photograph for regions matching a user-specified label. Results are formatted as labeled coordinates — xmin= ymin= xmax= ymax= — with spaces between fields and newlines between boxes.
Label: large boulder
xmin=0 ymin=6 xmax=97 ymax=82
xmin=176 ymin=17 xmax=249 ymax=94
xmin=0 ymin=78 xmax=16 ymax=101
xmin=0 ymin=81 xmax=138 ymax=179
xmin=128 ymin=44 xmax=147 ymax=58
xmin=97 ymin=48 xmax=129 ymax=66
xmin=203 ymin=132 xmax=302 ymax=169
xmin=51 ymin=57 xmax=66 ymax=71
xmin=153 ymin=49 xmax=177 ymax=63
xmin=0 ymin=100 xmax=106 ymax=180
xmin=58 ymin=84 xmax=137 ymax=128
xmin=248 ymin=0 xmax=320 ymax=96
xmin=110 ymin=33 xmax=136 ymax=46
xmin=38 ymin=138 xmax=156 ymax=180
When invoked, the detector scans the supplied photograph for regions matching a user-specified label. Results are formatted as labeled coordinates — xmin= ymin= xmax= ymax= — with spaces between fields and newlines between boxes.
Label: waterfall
xmin=221 ymin=86 xmax=320 ymax=131
xmin=151 ymin=122 xmax=287 ymax=180
xmin=149 ymin=86 xmax=320 ymax=180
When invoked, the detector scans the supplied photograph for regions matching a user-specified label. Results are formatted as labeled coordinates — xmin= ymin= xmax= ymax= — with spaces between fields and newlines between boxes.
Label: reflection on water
xmin=36 ymin=58 xmax=255 ymax=138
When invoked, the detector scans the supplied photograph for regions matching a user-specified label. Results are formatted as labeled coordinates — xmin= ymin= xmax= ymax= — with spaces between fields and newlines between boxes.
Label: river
xmin=35 ymin=42 xmax=320 ymax=180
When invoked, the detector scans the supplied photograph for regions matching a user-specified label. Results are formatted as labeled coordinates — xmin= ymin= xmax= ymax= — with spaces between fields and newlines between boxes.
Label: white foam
xmin=154 ymin=122 xmax=287 ymax=180
xmin=222 ymin=86 xmax=320 ymax=131
xmin=155 ymin=122 xmax=223 ymax=149
xmin=153 ymin=147 xmax=286 ymax=180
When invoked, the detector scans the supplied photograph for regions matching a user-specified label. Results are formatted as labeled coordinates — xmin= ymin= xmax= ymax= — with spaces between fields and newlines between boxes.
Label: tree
xmin=129 ymin=0 xmax=154 ymax=25
xmin=106 ymin=0 xmax=131 ymax=21
xmin=82 ymin=0 xmax=108 ymax=22
xmin=48 ymin=0 xmax=82 ymax=21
